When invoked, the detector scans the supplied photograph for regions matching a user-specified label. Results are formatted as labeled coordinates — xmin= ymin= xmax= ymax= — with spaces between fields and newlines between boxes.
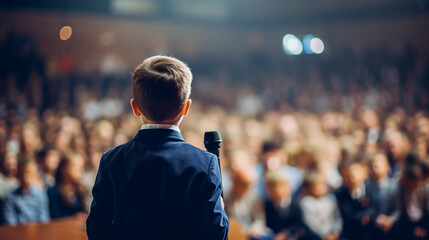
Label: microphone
xmin=204 ymin=131 xmax=223 ymax=197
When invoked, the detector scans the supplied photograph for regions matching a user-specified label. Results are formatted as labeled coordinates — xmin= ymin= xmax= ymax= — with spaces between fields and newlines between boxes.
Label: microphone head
xmin=204 ymin=131 xmax=222 ymax=150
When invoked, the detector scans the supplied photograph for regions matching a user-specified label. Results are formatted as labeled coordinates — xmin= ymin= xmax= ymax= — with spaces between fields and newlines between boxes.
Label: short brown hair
xmin=132 ymin=56 xmax=192 ymax=122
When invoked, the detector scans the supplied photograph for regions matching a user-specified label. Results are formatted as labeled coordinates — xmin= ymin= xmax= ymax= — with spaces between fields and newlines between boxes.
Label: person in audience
xmin=300 ymin=171 xmax=342 ymax=240
xmin=336 ymin=156 xmax=378 ymax=240
xmin=256 ymin=141 xmax=303 ymax=198
xmin=0 ymin=152 xmax=19 ymax=198
xmin=390 ymin=152 xmax=429 ymax=240
xmin=366 ymin=152 xmax=398 ymax=238
xmin=47 ymin=152 xmax=86 ymax=219
xmin=226 ymin=166 xmax=269 ymax=240
xmin=82 ymin=150 xmax=101 ymax=211
xmin=3 ymin=159 xmax=50 ymax=225
xmin=264 ymin=169 xmax=310 ymax=240
xmin=36 ymin=147 xmax=60 ymax=188
xmin=383 ymin=130 xmax=410 ymax=177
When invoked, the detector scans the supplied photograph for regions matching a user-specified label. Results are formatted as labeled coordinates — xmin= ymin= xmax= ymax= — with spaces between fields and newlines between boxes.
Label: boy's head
xmin=131 ymin=56 xmax=193 ymax=124
xmin=401 ymin=152 xmax=429 ymax=187
xmin=265 ymin=169 xmax=291 ymax=205
xmin=261 ymin=141 xmax=287 ymax=170
xmin=232 ymin=168 xmax=256 ymax=198
xmin=369 ymin=152 xmax=390 ymax=181
xmin=304 ymin=171 xmax=328 ymax=198
xmin=400 ymin=164 xmax=426 ymax=191
xmin=339 ymin=157 xmax=368 ymax=190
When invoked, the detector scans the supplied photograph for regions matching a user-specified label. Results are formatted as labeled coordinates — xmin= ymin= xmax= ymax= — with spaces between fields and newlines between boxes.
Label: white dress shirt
xmin=141 ymin=123 xmax=181 ymax=133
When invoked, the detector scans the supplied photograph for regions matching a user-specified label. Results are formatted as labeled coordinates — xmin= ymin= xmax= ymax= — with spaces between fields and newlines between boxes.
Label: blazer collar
xmin=133 ymin=128 xmax=185 ymax=143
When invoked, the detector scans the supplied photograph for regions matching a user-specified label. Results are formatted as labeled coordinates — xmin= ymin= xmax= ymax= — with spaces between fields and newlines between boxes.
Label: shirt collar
xmin=351 ymin=183 xmax=366 ymax=199
xmin=141 ymin=123 xmax=181 ymax=133
xmin=280 ymin=195 xmax=292 ymax=208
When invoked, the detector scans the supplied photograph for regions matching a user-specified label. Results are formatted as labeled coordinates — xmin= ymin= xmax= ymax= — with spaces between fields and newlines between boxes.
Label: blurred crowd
xmin=1 ymin=32 xmax=429 ymax=240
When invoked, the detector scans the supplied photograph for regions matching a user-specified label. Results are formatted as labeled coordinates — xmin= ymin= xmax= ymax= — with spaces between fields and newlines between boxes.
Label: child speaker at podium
xmin=86 ymin=56 xmax=229 ymax=240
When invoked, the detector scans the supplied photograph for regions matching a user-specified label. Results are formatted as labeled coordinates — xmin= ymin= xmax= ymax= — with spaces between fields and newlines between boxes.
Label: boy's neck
xmin=141 ymin=115 xmax=182 ymax=127
xmin=347 ymin=182 xmax=364 ymax=192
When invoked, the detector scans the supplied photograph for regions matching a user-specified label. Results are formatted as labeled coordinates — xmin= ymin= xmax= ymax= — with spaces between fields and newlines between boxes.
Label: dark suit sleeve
xmin=86 ymin=155 xmax=114 ymax=240
xmin=202 ymin=155 xmax=230 ymax=240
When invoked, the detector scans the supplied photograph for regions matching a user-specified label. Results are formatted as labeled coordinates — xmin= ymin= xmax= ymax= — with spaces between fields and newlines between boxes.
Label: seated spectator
xmin=390 ymin=152 xmax=429 ymax=240
xmin=36 ymin=147 xmax=60 ymax=188
xmin=366 ymin=152 xmax=398 ymax=238
xmin=264 ymin=170 xmax=309 ymax=240
xmin=383 ymin=130 xmax=410 ymax=177
xmin=226 ymin=166 xmax=269 ymax=240
xmin=82 ymin=150 xmax=101 ymax=211
xmin=3 ymin=159 xmax=50 ymax=225
xmin=0 ymin=152 xmax=19 ymax=198
xmin=47 ymin=152 xmax=86 ymax=219
xmin=255 ymin=141 xmax=303 ymax=198
xmin=336 ymin=156 xmax=378 ymax=240
xmin=300 ymin=171 xmax=342 ymax=240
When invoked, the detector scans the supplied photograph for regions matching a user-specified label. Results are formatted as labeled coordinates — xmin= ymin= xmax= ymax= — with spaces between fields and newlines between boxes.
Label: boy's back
xmin=87 ymin=128 xmax=229 ymax=239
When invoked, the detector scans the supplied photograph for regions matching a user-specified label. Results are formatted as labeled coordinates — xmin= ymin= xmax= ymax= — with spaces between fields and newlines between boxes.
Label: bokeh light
xmin=310 ymin=37 xmax=324 ymax=54
xmin=282 ymin=34 xmax=303 ymax=55
xmin=59 ymin=26 xmax=72 ymax=40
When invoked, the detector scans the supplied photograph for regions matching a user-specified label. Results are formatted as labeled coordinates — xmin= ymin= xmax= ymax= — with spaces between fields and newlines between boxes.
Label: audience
xmin=0 ymin=32 xmax=429 ymax=240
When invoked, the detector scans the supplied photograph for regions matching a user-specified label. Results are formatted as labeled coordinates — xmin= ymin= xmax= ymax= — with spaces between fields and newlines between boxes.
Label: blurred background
xmin=1 ymin=1 xmax=429 ymax=240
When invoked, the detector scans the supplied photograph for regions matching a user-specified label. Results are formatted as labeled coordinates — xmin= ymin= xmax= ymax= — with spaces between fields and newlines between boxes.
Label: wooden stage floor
xmin=0 ymin=216 xmax=88 ymax=240
xmin=0 ymin=216 xmax=246 ymax=240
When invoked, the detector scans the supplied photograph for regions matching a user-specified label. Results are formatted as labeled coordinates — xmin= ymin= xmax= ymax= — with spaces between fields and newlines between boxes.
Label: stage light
xmin=282 ymin=34 xmax=303 ymax=55
xmin=310 ymin=37 xmax=324 ymax=54
xmin=302 ymin=35 xmax=314 ymax=54
xmin=59 ymin=26 xmax=72 ymax=41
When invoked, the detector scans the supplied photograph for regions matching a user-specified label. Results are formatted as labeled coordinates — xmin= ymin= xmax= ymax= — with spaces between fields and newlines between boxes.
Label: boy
xmin=367 ymin=152 xmax=398 ymax=237
xmin=336 ymin=157 xmax=378 ymax=240
xmin=264 ymin=169 xmax=309 ymax=240
xmin=300 ymin=171 xmax=342 ymax=240
xmin=86 ymin=56 xmax=229 ymax=240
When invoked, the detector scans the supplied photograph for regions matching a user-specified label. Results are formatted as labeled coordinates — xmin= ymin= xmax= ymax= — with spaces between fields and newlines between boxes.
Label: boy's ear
xmin=181 ymin=99 xmax=192 ymax=117
xmin=130 ymin=99 xmax=142 ymax=117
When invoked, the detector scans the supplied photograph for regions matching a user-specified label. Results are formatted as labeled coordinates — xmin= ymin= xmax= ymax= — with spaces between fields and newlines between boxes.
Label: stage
xmin=0 ymin=216 xmax=246 ymax=240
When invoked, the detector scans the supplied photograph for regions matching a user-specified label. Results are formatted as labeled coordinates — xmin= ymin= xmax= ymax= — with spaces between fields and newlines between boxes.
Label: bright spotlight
xmin=59 ymin=26 xmax=72 ymax=41
xmin=282 ymin=34 xmax=303 ymax=55
xmin=310 ymin=37 xmax=324 ymax=54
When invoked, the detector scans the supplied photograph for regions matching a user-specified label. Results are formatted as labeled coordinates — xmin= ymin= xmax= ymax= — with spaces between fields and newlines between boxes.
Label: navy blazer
xmin=86 ymin=129 xmax=229 ymax=240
